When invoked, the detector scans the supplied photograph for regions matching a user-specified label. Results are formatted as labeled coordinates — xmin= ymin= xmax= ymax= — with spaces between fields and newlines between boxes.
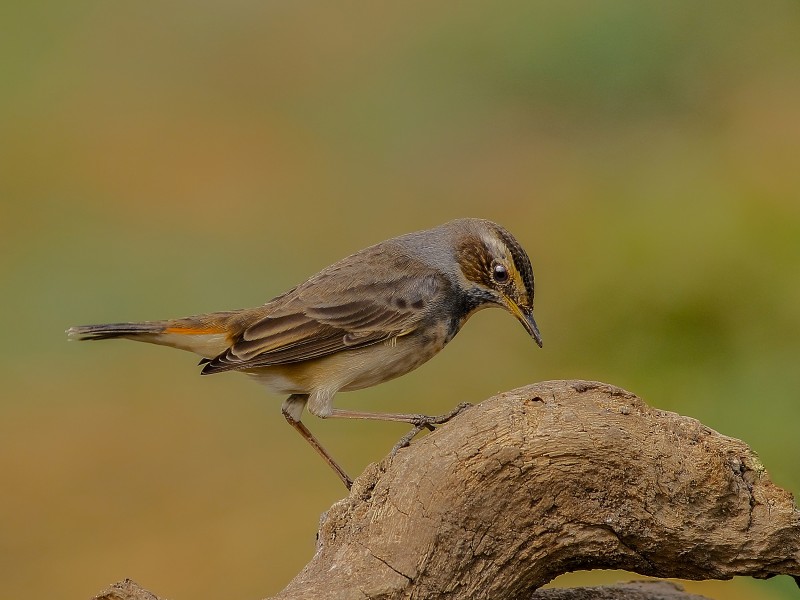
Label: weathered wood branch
xmin=94 ymin=578 xmax=718 ymax=600
xmin=274 ymin=380 xmax=799 ymax=599
xmin=90 ymin=381 xmax=800 ymax=600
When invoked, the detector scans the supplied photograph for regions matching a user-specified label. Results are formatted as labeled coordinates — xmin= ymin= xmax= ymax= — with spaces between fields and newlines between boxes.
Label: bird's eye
xmin=492 ymin=263 xmax=509 ymax=284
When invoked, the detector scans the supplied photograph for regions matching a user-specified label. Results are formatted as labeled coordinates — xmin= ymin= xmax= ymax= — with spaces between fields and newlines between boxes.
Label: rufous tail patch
xmin=164 ymin=326 xmax=226 ymax=335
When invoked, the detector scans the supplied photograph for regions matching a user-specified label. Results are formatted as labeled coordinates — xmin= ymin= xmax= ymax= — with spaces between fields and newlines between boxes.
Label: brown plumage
xmin=68 ymin=218 xmax=542 ymax=488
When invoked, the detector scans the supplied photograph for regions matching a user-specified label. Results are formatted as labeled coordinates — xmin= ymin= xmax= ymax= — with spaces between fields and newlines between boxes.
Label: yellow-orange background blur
xmin=2 ymin=2 xmax=799 ymax=599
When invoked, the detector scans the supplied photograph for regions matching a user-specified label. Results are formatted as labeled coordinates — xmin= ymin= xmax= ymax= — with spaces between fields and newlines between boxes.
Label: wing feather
xmin=201 ymin=254 xmax=443 ymax=375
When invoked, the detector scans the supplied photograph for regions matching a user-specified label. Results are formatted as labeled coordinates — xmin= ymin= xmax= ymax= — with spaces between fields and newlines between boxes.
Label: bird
xmin=67 ymin=218 xmax=542 ymax=488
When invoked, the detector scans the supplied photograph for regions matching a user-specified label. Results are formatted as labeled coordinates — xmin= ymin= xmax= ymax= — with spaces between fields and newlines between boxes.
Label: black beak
xmin=507 ymin=301 xmax=543 ymax=348
xmin=522 ymin=308 xmax=543 ymax=348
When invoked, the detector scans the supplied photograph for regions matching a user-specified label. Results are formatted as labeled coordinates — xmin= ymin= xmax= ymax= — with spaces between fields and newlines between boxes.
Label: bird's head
xmin=452 ymin=219 xmax=542 ymax=347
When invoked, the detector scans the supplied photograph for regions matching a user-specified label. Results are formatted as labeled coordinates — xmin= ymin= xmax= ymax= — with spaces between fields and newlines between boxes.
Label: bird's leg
xmin=327 ymin=402 xmax=474 ymax=452
xmin=328 ymin=402 xmax=473 ymax=427
xmin=281 ymin=394 xmax=353 ymax=490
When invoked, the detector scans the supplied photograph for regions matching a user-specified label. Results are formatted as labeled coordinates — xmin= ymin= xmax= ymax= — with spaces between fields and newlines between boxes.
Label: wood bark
xmin=94 ymin=578 xmax=717 ymax=600
xmin=90 ymin=381 xmax=800 ymax=600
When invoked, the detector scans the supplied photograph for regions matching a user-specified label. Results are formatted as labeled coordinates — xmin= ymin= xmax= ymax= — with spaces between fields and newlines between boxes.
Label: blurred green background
xmin=2 ymin=1 xmax=799 ymax=599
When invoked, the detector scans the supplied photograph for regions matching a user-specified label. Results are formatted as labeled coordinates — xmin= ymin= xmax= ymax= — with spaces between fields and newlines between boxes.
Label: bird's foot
xmin=390 ymin=402 xmax=474 ymax=455
xmin=413 ymin=402 xmax=473 ymax=427
xmin=390 ymin=424 xmax=427 ymax=455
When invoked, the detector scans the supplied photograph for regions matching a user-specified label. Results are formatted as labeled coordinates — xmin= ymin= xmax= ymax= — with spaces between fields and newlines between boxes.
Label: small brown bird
xmin=68 ymin=218 xmax=542 ymax=488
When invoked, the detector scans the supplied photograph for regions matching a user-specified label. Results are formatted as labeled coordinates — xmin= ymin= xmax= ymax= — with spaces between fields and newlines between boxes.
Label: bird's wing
xmin=201 ymin=265 xmax=443 ymax=374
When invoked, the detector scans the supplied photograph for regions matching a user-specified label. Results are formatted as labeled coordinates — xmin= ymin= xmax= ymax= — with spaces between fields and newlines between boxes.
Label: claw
xmin=390 ymin=402 xmax=475 ymax=456
xmin=390 ymin=424 xmax=427 ymax=456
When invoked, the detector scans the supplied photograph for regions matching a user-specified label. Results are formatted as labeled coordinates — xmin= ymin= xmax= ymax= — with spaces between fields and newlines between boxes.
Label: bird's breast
xmin=340 ymin=325 xmax=450 ymax=391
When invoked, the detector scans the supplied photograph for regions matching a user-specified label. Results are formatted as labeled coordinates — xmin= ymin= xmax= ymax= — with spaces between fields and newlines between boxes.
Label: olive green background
xmin=2 ymin=2 xmax=799 ymax=599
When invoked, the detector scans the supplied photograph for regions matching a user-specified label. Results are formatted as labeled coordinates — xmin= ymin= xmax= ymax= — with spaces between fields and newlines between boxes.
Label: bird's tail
xmin=67 ymin=312 xmax=241 ymax=359
xmin=67 ymin=321 xmax=169 ymax=341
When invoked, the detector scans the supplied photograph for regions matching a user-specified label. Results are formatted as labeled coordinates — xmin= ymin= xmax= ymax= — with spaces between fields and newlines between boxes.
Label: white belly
xmin=243 ymin=327 xmax=449 ymax=416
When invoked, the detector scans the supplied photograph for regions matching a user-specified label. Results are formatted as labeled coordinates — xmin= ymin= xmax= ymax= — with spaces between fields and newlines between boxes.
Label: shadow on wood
xmin=91 ymin=380 xmax=800 ymax=600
